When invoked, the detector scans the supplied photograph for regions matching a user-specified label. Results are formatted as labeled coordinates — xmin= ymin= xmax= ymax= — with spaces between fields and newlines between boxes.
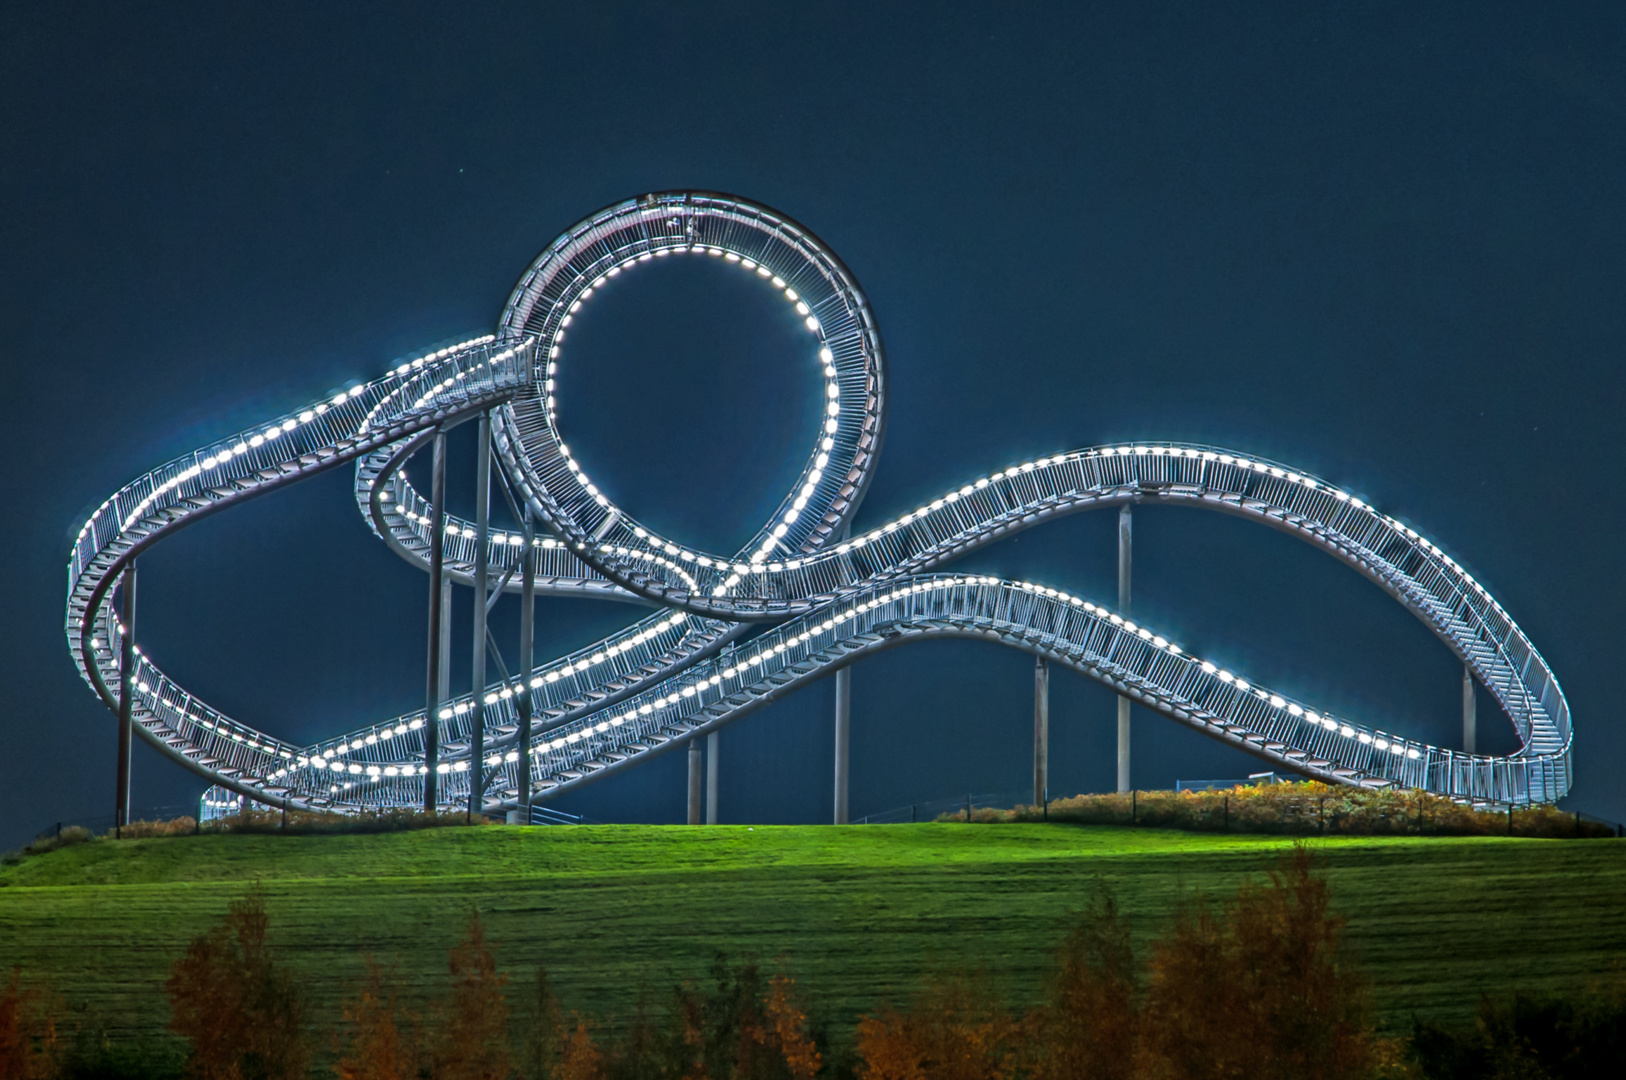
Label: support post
xmin=1462 ymin=664 xmax=1477 ymax=755
xmin=115 ymin=561 xmax=137 ymax=837
xmin=687 ymin=738 xmax=702 ymax=825
xmin=439 ymin=573 xmax=453 ymax=717
xmin=423 ymin=431 xmax=446 ymax=812
xmin=515 ymin=508 xmax=536 ymax=822
xmin=1117 ymin=505 xmax=1132 ymax=794
xmin=470 ymin=413 xmax=491 ymax=819
xmin=833 ymin=666 xmax=851 ymax=824
xmin=1034 ymin=655 xmax=1049 ymax=806
xmin=706 ymin=730 xmax=720 ymax=824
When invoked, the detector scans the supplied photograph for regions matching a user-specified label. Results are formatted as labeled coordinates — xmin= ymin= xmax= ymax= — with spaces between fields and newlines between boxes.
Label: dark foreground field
xmin=1 ymin=824 xmax=1622 ymax=1043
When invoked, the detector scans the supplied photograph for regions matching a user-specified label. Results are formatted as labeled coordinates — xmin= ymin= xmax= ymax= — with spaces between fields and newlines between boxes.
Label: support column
xmin=115 ymin=562 xmax=137 ymax=836
xmin=1463 ymin=664 xmax=1477 ymax=755
xmin=1117 ymin=505 xmax=1132 ymax=794
xmin=687 ymin=738 xmax=702 ymax=824
xmin=515 ymin=509 xmax=536 ymax=823
xmin=470 ymin=414 xmax=491 ymax=818
xmin=706 ymin=730 xmax=720 ymax=824
xmin=423 ymin=431 xmax=447 ymax=812
xmin=833 ymin=666 xmax=851 ymax=824
xmin=1034 ymin=655 xmax=1049 ymax=806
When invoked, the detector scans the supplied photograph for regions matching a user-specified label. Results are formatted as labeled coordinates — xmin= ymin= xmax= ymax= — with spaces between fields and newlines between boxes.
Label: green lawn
xmin=1 ymin=824 xmax=1622 ymax=1045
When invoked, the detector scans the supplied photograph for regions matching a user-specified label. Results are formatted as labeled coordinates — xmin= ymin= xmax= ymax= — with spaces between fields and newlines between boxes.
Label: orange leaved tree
xmin=430 ymin=912 xmax=512 ymax=1080
xmin=166 ymin=888 xmax=310 ymax=1080
xmin=335 ymin=958 xmax=417 ymax=1080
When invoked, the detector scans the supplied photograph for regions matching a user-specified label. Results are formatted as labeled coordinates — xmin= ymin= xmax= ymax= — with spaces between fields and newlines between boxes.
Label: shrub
xmin=202 ymin=806 xmax=494 ymax=835
xmin=1408 ymin=981 xmax=1626 ymax=1079
xmin=165 ymin=887 xmax=310 ymax=1080
xmin=946 ymin=781 xmax=1617 ymax=839
xmin=119 ymin=818 xmax=197 ymax=840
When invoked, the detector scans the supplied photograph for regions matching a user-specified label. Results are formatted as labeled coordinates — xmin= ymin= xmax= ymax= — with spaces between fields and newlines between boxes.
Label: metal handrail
xmin=63 ymin=192 xmax=1574 ymax=817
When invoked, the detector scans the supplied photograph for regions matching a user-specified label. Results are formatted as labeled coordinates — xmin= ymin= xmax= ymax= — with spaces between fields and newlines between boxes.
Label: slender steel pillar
xmin=833 ymin=666 xmax=851 ymax=824
xmin=115 ymin=562 xmax=137 ymax=835
xmin=423 ymin=431 xmax=447 ymax=812
xmin=439 ymin=572 xmax=452 ymax=718
xmin=469 ymin=414 xmax=491 ymax=818
xmin=1463 ymin=664 xmax=1477 ymax=755
xmin=706 ymin=730 xmax=720 ymax=824
xmin=1034 ymin=655 xmax=1049 ymax=806
xmin=687 ymin=738 xmax=702 ymax=824
xmin=515 ymin=508 xmax=536 ymax=822
xmin=1117 ymin=505 xmax=1132 ymax=794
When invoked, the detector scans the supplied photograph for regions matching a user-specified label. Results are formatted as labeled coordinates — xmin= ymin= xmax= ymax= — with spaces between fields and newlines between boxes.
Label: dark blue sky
xmin=3 ymin=3 xmax=1623 ymax=849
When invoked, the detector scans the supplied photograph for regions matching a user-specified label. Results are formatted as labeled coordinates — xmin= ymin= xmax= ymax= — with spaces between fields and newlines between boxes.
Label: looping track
xmin=66 ymin=192 xmax=1572 ymax=813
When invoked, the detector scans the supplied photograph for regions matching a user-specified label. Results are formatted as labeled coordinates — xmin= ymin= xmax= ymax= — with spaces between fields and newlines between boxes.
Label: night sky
xmin=3 ymin=3 xmax=1623 ymax=851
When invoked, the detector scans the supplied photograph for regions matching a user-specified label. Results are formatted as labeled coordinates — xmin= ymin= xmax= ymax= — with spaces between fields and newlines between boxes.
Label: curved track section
xmin=67 ymin=192 xmax=1572 ymax=813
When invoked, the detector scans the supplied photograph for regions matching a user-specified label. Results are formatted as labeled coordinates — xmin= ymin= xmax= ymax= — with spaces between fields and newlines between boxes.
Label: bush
xmin=943 ymin=781 xmax=1617 ymax=839
xmin=201 ymin=806 xmax=494 ymax=835
xmin=119 ymin=818 xmax=196 ymax=840
xmin=1409 ymin=981 xmax=1626 ymax=1079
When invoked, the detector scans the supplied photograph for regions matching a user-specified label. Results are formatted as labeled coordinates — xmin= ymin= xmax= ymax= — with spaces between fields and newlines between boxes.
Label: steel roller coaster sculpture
xmin=66 ymin=192 xmax=1573 ymax=819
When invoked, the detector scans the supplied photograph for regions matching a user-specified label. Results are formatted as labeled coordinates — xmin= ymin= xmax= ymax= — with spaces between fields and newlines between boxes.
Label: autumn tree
xmin=166 ymin=888 xmax=309 ymax=1080
xmin=335 ymin=958 xmax=416 ymax=1080
xmin=431 ymin=913 xmax=511 ymax=1080
xmin=1031 ymin=889 xmax=1137 ymax=1080
xmin=856 ymin=973 xmax=1021 ymax=1080
xmin=518 ymin=966 xmax=566 ymax=1080
xmin=1140 ymin=843 xmax=1380 ymax=1080
xmin=0 ymin=968 xmax=58 ymax=1080
xmin=555 ymin=1017 xmax=605 ymax=1080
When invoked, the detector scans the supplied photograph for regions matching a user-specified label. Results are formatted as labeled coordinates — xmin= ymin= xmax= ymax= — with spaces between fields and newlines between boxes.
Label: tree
xmin=166 ymin=888 xmax=309 ymax=1080
xmin=0 ymin=968 xmax=58 ymax=1080
xmin=857 ymin=973 xmax=1020 ymax=1080
xmin=1140 ymin=843 xmax=1380 ymax=1080
xmin=431 ymin=913 xmax=512 ymax=1080
xmin=518 ymin=966 xmax=565 ymax=1080
xmin=1032 ymin=888 xmax=1137 ymax=1080
xmin=764 ymin=976 xmax=821 ymax=1080
xmin=335 ymin=959 xmax=416 ymax=1080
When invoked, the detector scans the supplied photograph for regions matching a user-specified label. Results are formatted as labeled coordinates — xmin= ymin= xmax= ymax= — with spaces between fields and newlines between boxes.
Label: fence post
xmin=966 ymin=793 xmax=972 ymax=822
xmin=1224 ymin=794 xmax=1229 ymax=831
xmin=911 ymin=804 xmax=917 ymax=824
xmin=1132 ymin=789 xmax=1137 ymax=825
xmin=1319 ymin=797 xmax=1325 ymax=834
xmin=1508 ymin=804 xmax=1513 ymax=836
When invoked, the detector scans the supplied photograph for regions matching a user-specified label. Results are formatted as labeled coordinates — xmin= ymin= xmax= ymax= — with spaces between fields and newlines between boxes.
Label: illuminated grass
xmin=1 ymin=824 xmax=1621 ymax=1043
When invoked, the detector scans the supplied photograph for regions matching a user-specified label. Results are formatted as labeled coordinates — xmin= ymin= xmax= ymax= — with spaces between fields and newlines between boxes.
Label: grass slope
xmin=1 ymin=824 xmax=1622 ymax=1044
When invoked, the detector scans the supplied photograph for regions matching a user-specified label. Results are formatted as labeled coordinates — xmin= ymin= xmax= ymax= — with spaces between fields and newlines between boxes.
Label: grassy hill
xmin=2 ymin=823 xmax=1623 ymax=1046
